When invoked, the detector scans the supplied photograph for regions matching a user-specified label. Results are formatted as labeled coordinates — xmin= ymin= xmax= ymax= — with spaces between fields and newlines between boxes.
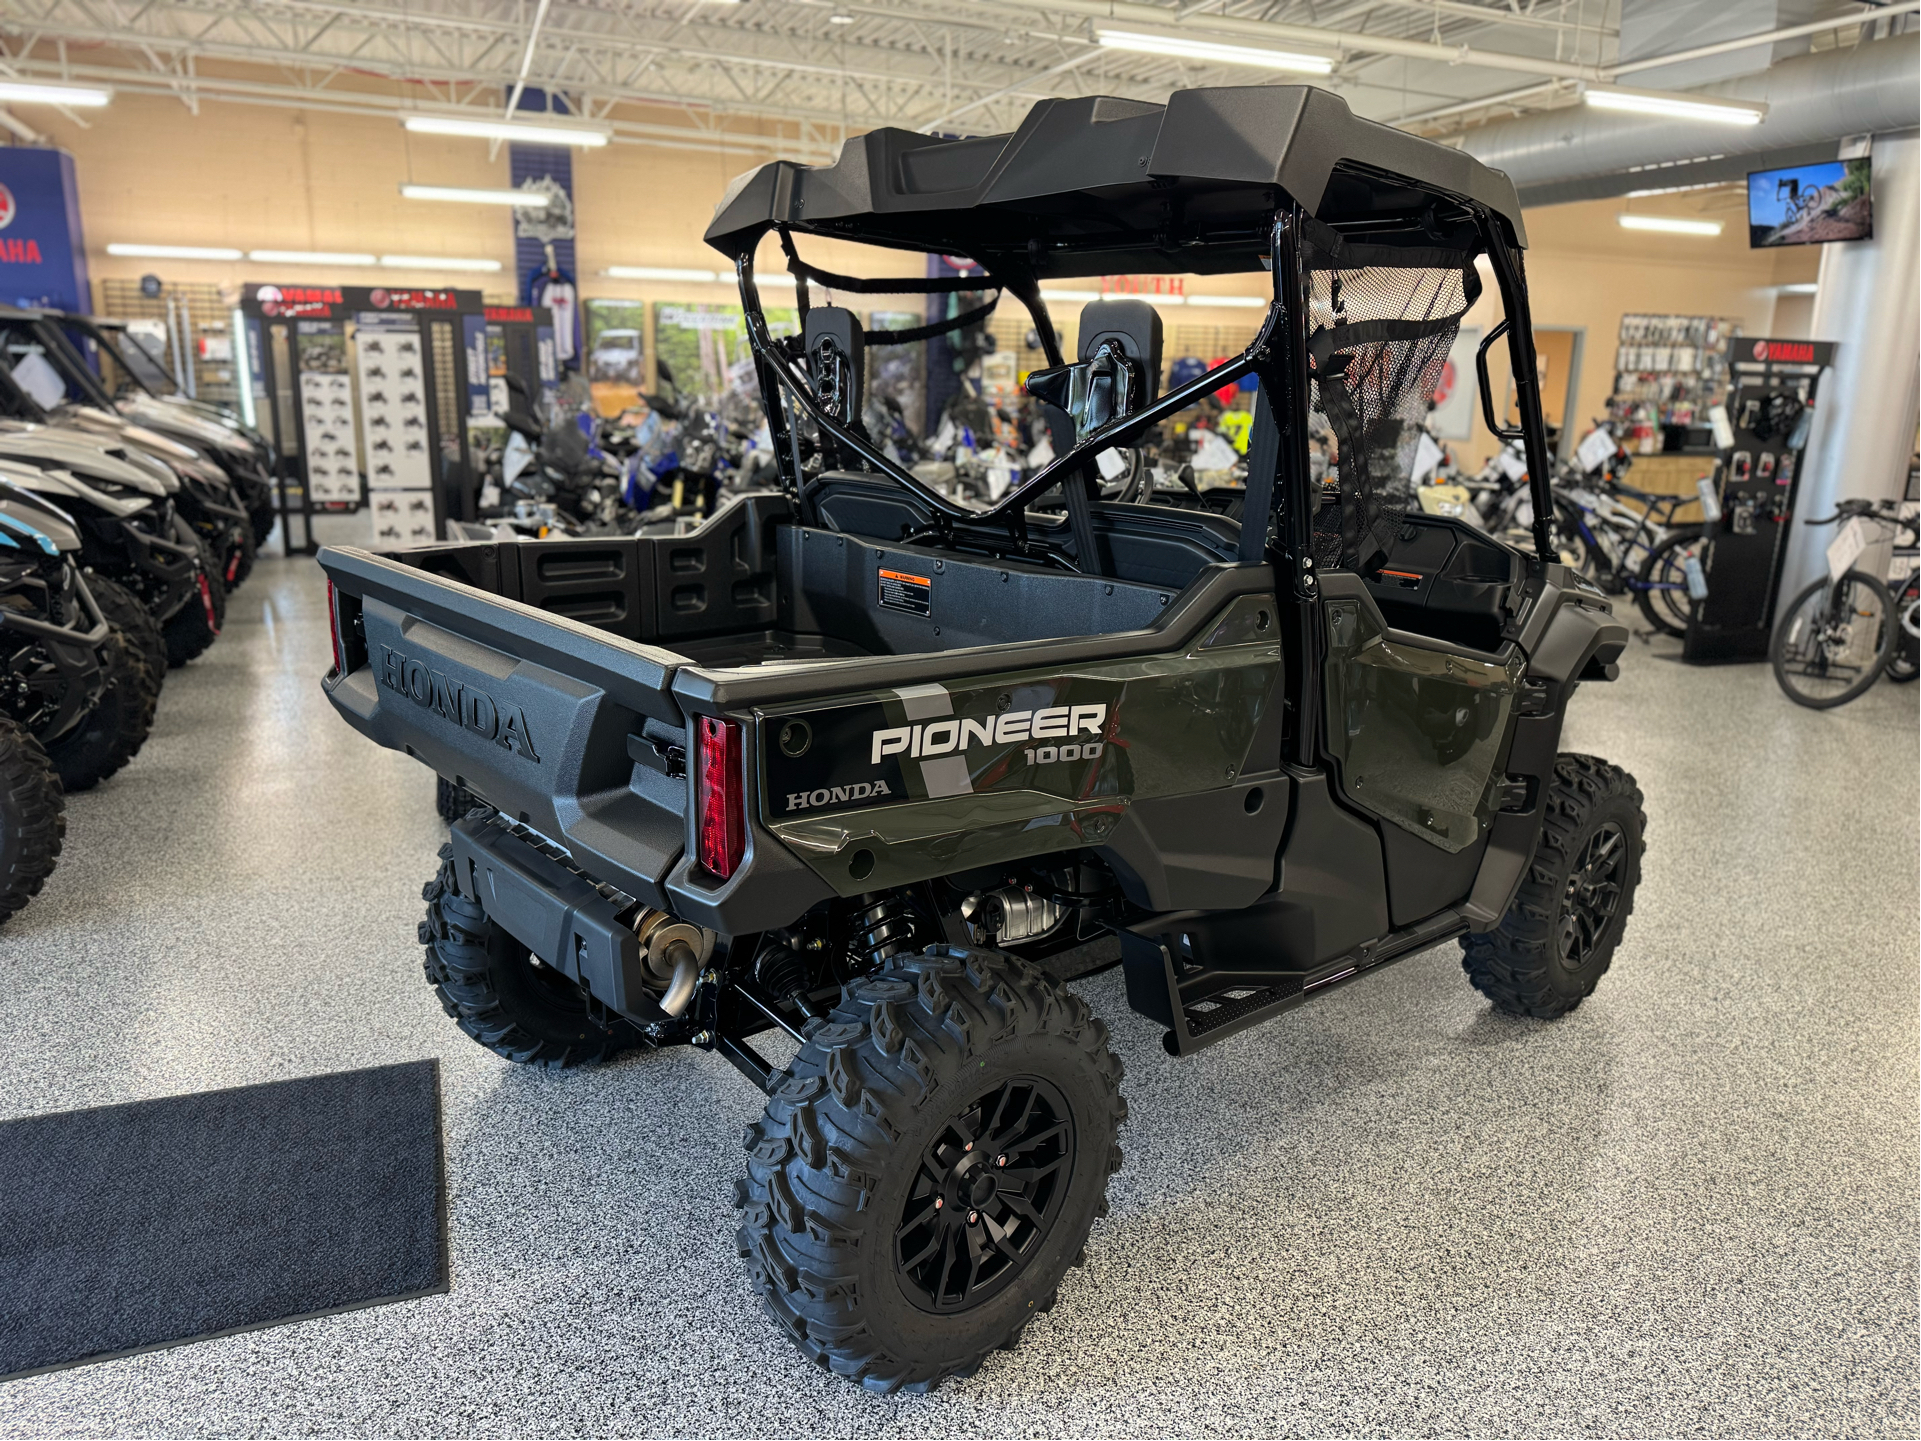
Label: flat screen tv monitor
xmin=1748 ymin=159 xmax=1872 ymax=248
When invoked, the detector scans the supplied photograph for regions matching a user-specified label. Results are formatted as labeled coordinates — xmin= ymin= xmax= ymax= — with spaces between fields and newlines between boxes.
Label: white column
xmin=1779 ymin=130 xmax=1921 ymax=602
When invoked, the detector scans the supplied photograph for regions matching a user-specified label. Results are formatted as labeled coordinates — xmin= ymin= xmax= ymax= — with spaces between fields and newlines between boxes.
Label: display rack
xmin=1606 ymin=312 xmax=1741 ymax=452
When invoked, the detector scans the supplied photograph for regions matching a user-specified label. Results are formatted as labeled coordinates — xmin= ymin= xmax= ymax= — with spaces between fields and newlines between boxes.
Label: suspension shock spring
xmin=848 ymin=891 xmax=920 ymax=972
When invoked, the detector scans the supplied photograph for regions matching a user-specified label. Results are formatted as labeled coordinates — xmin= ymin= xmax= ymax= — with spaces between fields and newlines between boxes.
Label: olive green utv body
xmin=320 ymin=83 xmax=1644 ymax=1394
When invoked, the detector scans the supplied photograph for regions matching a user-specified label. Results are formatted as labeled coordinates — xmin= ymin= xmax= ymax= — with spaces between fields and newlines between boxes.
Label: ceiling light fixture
xmin=1777 ymin=282 xmax=1818 ymax=295
xmin=1038 ymin=289 xmax=1103 ymax=303
xmin=1187 ymin=295 xmax=1268 ymax=308
xmin=1617 ymin=214 xmax=1723 ymax=237
xmin=380 ymin=254 xmax=503 ymax=272
xmin=1095 ymin=29 xmax=1334 ymax=75
xmin=604 ymin=266 xmax=722 ymax=282
xmin=0 ymin=81 xmax=112 ymax=107
xmin=402 ymin=115 xmax=611 ymax=148
xmin=1584 ymin=85 xmax=1766 ymax=127
xmin=106 ymin=243 xmax=242 ymax=261
xmin=400 ymin=184 xmax=549 ymax=208
xmin=828 ymin=12 xmax=855 ymax=24
xmin=249 ymin=249 xmax=378 ymax=265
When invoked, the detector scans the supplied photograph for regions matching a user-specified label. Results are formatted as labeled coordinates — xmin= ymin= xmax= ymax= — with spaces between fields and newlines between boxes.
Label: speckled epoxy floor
xmin=1 ymin=556 xmax=1915 ymax=1437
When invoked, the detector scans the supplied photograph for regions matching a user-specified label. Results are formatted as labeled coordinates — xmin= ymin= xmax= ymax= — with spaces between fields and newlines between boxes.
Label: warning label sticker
xmin=877 ymin=568 xmax=931 ymax=616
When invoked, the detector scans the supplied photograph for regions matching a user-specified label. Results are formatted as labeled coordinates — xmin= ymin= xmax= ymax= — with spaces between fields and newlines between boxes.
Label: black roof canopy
xmin=704 ymin=85 xmax=1526 ymax=277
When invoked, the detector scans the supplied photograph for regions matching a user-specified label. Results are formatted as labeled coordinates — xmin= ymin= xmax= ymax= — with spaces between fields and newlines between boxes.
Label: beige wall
xmin=1454 ymin=195 xmax=1819 ymax=469
xmin=21 ymin=82 xmax=1819 ymax=440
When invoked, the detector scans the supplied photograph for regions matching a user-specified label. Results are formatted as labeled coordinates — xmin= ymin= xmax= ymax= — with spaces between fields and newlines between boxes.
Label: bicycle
xmin=1770 ymin=498 xmax=1918 ymax=708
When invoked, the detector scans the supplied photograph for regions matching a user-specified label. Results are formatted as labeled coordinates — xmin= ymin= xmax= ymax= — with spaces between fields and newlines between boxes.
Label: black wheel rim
xmin=1558 ymin=820 xmax=1627 ymax=971
xmin=895 ymin=1075 xmax=1074 ymax=1314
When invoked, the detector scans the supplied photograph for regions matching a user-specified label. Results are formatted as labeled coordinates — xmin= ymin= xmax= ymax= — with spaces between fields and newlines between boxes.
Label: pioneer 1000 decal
xmin=755 ymin=595 xmax=1284 ymax=825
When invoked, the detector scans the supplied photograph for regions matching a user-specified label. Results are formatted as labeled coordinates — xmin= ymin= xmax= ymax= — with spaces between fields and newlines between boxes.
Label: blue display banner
xmin=0 ymin=148 xmax=89 ymax=313
xmin=507 ymin=88 xmax=580 ymax=367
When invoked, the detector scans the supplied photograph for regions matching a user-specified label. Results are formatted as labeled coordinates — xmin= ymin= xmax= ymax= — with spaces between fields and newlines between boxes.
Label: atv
xmin=0 ymin=412 xmax=223 ymax=669
xmin=0 ymin=480 xmax=158 ymax=791
xmin=319 ymin=86 xmax=1642 ymax=1394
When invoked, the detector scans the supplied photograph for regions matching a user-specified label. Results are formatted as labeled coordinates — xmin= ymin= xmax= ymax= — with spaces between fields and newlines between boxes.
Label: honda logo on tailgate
xmin=378 ymin=644 xmax=540 ymax=761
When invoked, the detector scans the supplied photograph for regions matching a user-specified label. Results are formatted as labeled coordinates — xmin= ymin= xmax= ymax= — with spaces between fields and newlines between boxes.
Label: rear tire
xmin=44 ymin=631 xmax=159 ymax=791
xmin=1461 ymin=754 xmax=1645 ymax=1019
xmin=84 ymin=572 xmax=167 ymax=682
xmin=435 ymin=776 xmax=479 ymax=823
xmin=418 ymin=844 xmax=634 ymax=1068
xmin=0 ymin=717 xmax=64 ymax=925
xmin=163 ymin=554 xmax=226 ymax=668
xmin=737 ymin=947 xmax=1126 ymax=1393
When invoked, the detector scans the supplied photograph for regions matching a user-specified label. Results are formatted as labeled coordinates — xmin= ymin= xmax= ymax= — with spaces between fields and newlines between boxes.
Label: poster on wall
xmin=295 ymin=323 xmax=359 ymax=504
xmin=510 ymin=91 xmax=580 ymax=367
xmin=1429 ymin=325 xmax=1481 ymax=440
xmin=584 ymin=298 xmax=647 ymax=417
xmin=354 ymin=314 xmax=435 ymax=545
xmin=650 ymin=302 xmax=797 ymax=426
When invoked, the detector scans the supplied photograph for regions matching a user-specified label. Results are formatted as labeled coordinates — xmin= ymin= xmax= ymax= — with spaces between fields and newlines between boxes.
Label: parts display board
xmin=356 ymin=316 xmax=434 ymax=544
xmin=238 ymin=284 xmax=482 ymax=554
xmin=1683 ymin=338 xmax=1835 ymax=664
xmin=462 ymin=304 xmax=557 ymax=519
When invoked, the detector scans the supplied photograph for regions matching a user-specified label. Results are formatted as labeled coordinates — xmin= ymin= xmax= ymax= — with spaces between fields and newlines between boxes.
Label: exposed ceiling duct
xmin=1461 ymin=35 xmax=1920 ymax=196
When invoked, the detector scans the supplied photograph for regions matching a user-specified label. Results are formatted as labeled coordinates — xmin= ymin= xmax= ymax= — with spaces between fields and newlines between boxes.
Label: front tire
xmin=418 ymin=844 xmax=633 ymax=1068
xmin=44 ymin=631 xmax=159 ymax=791
xmin=737 ymin=947 xmax=1126 ymax=1393
xmin=0 ymin=717 xmax=64 ymax=924
xmin=162 ymin=556 xmax=226 ymax=668
xmin=84 ymin=572 xmax=168 ymax=684
xmin=1461 ymin=754 xmax=1645 ymax=1018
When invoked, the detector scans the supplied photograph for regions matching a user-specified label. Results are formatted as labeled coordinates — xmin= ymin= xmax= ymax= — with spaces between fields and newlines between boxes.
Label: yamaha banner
xmin=0 ymin=148 xmax=90 ymax=313
xmin=508 ymin=88 xmax=579 ymax=370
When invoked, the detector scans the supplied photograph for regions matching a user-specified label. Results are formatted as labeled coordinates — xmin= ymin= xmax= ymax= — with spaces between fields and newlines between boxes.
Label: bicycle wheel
xmin=1886 ymin=573 xmax=1919 ymax=683
xmin=1550 ymin=498 xmax=1593 ymax=574
xmin=1770 ymin=570 xmax=1896 ymax=709
xmin=1634 ymin=525 xmax=1704 ymax=638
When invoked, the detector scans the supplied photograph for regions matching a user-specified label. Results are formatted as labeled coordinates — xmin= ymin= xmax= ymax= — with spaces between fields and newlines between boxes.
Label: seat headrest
xmin=1076 ymin=299 xmax=1163 ymax=403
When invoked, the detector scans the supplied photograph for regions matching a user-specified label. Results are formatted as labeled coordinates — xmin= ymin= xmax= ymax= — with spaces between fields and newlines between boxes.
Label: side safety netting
xmin=1305 ymin=233 xmax=1480 ymax=573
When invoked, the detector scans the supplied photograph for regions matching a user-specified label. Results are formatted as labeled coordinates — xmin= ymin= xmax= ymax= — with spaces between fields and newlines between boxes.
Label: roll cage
xmin=704 ymin=85 xmax=1557 ymax=573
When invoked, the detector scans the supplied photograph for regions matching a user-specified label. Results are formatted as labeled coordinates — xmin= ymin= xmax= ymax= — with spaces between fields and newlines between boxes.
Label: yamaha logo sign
xmin=0 ymin=184 xmax=16 ymax=231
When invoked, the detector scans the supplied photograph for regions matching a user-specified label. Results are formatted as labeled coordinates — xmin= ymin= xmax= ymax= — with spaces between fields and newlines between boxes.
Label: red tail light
xmin=696 ymin=715 xmax=746 ymax=881
xmin=327 ymin=579 xmax=346 ymax=678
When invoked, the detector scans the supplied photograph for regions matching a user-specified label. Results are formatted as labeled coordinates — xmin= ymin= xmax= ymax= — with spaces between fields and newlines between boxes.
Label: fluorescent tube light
xmin=604 ymin=265 xmax=721 ymax=282
xmin=1584 ymin=85 xmax=1765 ymax=127
xmin=1617 ymin=214 xmax=1723 ymax=237
xmin=756 ymin=274 xmax=798 ymax=288
xmin=1096 ymin=29 xmax=1334 ymax=75
xmin=380 ymin=254 xmax=502 ymax=272
xmin=0 ymin=81 xmax=112 ymax=107
xmin=400 ymin=184 xmax=550 ymax=208
xmin=1777 ymin=282 xmax=1818 ymax=295
xmin=1039 ymin=289 xmax=1103 ymax=303
xmin=107 ymin=243 xmax=242 ymax=261
xmin=249 ymin=249 xmax=377 ymax=265
xmin=1187 ymin=294 xmax=1268 ymax=308
xmin=403 ymin=115 xmax=610 ymax=147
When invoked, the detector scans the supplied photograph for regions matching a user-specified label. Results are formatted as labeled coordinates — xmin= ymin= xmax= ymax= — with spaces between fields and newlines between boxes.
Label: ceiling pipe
xmin=1460 ymin=36 xmax=1920 ymax=190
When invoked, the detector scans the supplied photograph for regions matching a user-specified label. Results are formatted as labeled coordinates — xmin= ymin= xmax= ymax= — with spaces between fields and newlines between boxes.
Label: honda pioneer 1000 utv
xmin=319 ymin=86 xmax=1642 ymax=1394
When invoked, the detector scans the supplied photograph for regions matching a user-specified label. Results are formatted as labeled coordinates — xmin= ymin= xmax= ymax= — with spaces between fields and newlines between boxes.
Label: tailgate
xmin=319 ymin=545 xmax=690 ymax=907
